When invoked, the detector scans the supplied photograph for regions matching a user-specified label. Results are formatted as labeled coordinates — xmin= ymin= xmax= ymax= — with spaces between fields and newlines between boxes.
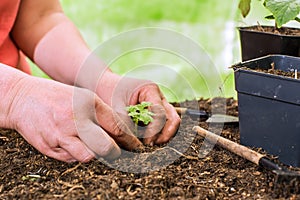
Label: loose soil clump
xmin=0 ymin=97 xmax=299 ymax=199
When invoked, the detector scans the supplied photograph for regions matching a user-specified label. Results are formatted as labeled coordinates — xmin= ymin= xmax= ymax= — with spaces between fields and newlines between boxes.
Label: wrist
xmin=95 ymin=70 xmax=122 ymax=105
xmin=0 ymin=65 xmax=29 ymax=128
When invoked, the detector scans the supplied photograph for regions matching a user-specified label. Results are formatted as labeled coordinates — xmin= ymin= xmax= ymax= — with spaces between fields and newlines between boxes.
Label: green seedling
xmin=126 ymin=102 xmax=155 ymax=134
xmin=239 ymin=0 xmax=300 ymax=28
xmin=22 ymin=174 xmax=41 ymax=182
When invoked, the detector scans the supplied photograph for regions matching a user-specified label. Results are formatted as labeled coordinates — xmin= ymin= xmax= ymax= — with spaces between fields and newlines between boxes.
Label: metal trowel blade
xmin=206 ymin=114 xmax=239 ymax=124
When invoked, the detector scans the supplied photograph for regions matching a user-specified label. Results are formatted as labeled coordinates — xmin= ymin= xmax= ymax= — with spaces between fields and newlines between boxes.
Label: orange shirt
xmin=0 ymin=0 xmax=31 ymax=74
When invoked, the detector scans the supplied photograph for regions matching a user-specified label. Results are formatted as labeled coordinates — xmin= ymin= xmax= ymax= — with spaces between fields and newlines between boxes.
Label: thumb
xmin=95 ymin=99 xmax=143 ymax=151
xmin=77 ymin=120 xmax=121 ymax=160
xmin=142 ymin=103 xmax=166 ymax=145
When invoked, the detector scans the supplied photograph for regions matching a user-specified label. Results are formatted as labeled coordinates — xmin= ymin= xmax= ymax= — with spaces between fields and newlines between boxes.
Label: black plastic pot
xmin=238 ymin=26 xmax=300 ymax=61
xmin=232 ymin=55 xmax=300 ymax=167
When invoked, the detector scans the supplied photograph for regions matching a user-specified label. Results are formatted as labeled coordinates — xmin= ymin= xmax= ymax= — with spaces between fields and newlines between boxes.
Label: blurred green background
xmin=31 ymin=0 xmax=291 ymax=102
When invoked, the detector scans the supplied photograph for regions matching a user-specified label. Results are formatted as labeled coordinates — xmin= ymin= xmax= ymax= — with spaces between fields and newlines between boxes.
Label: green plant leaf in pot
xmin=238 ymin=0 xmax=300 ymax=28
xmin=238 ymin=0 xmax=252 ymax=17
xmin=264 ymin=0 xmax=300 ymax=28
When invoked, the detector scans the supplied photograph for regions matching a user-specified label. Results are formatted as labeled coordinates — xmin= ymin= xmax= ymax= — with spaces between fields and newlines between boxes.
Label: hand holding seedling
xmin=0 ymin=0 xmax=180 ymax=163
xmin=96 ymin=74 xmax=181 ymax=146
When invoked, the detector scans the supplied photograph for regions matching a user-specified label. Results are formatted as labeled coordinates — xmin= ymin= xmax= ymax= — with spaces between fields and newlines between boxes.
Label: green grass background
xmin=31 ymin=0 xmax=279 ymax=102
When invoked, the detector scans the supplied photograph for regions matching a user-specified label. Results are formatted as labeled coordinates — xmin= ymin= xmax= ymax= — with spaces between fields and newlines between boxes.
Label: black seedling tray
xmin=238 ymin=26 xmax=300 ymax=61
xmin=233 ymin=55 xmax=300 ymax=167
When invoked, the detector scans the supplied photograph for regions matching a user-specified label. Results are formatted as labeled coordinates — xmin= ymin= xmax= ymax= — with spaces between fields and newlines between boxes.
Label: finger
xmin=95 ymin=99 xmax=143 ymax=150
xmin=34 ymin=125 xmax=94 ymax=162
xmin=46 ymin=147 xmax=78 ymax=163
xmin=76 ymin=121 xmax=121 ymax=160
xmin=142 ymin=104 xmax=166 ymax=145
xmin=58 ymin=136 xmax=95 ymax=163
xmin=115 ymin=110 xmax=136 ymax=136
xmin=155 ymin=100 xmax=181 ymax=144
xmin=132 ymin=83 xmax=164 ymax=105
xmin=30 ymin=136 xmax=76 ymax=162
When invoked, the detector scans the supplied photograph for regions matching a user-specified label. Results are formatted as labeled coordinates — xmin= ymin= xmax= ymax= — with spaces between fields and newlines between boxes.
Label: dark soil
xmin=246 ymin=25 xmax=300 ymax=36
xmin=1 ymin=97 xmax=300 ymax=199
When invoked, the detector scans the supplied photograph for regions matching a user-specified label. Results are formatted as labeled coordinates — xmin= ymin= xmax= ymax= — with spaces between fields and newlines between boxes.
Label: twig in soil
xmin=56 ymin=176 xmax=86 ymax=197
xmin=57 ymin=178 xmax=81 ymax=188
xmin=0 ymin=136 xmax=8 ymax=141
xmin=53 ymin=185 xmax=85 ymax=198
xmin=271 ymin=62 xmax=275 ymax=71
xmin=57 ymin=163 xmax=85 ymax=190
xmin=257 ymin=21 xmax=265 ymax=32
xmin=5 ymin=148 xmax=19 ymax=153
xmin=268 ymin=62 xmax=275 ymax=74
xmin=61 ymin=163 xmax=81 ymax=176
xmin=126 ymin=184 xmax=142 ymax=196
xmin=164 ymin=146 xmax=198 ymax=160
xmin=67 ymin=185 xmax=85 ymax=192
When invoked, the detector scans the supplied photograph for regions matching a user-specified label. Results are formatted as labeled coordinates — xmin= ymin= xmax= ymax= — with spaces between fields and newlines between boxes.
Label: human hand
xmin=5 ymin=76 xmax=142 ymax=162
xmin=97 ymin=72 xmax=181 ymax=146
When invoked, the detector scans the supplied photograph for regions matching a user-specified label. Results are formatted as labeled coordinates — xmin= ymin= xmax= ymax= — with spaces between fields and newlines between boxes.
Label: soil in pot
xmin=245 ymin=25 xmax=300 ymax=36
xmin=0 ymin=97 xmax=299 ymax=199
xmin=237 ymin=62 xmax=300 ymax=79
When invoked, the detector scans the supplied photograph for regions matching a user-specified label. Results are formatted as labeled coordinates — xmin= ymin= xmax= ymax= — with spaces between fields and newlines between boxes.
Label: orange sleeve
xmin=0 ymin=0 xmax=31 ymax=74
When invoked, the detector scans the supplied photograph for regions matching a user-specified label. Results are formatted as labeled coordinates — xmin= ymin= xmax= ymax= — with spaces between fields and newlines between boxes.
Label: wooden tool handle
xmin=175 ymin=107 xmax=187 ymax=114
xmin=192 ymin=126 xmax=265 ymax=165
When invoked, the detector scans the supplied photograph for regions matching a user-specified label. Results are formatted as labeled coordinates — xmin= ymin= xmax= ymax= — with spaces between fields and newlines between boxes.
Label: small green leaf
xmin=140 ymin=102 xmax=152 ymax=109
xmin=126 ymin=102 xmax=155 ymax=126
xmin=239 ymin=0 xmax=252 ymax=18
xmin=264 ymin=0 xmax=300 ymax=28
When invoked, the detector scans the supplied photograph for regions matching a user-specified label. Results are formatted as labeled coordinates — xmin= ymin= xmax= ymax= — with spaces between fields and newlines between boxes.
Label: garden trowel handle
xmin=193 ymin=126 xmax=300 ymax=181
xmin=192 ymin=126 xmax=264 ymax=165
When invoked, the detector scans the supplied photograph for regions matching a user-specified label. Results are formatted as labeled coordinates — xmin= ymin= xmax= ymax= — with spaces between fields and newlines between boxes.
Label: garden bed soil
xmin=1 ymin=97 xmax=300 ymax=199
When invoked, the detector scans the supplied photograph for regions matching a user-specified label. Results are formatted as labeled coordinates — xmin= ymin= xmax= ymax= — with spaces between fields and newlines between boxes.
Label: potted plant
xmin=238 ymin=0 xmax=300 ymax=61
xmin=232 ymin=54 xmax=300 ymax=167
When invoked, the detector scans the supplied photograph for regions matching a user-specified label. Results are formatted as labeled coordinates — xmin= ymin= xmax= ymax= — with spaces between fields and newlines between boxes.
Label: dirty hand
xmin=5 ymin=75 xmax=142 ymax=162
xmin=97 ymin=72 xmax=181 ymax=146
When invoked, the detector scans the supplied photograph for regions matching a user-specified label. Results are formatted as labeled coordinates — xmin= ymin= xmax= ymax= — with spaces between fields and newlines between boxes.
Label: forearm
xmin=33 ymin=20 xmax=99 ymax=85
xmin=11 ymin=0 xmax=108 ymax=87
xmin=11 ymin=0 xmax=120 ymax=103
xmin=33 ymin=21 xmax=122 ymax=101
xmin=32 ymin=19 xmax=124 ymax=104
xmin=12 ymin=9 xmax=93 ymax=85
xmin=0 ymin=64 xmax=28 ymax=128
